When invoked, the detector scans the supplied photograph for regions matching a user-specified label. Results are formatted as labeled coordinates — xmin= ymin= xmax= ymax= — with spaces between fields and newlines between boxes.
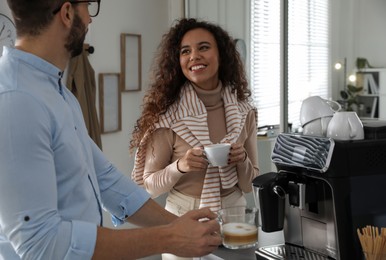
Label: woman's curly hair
xmin=129 ymin=18 xmax=251 ymax=152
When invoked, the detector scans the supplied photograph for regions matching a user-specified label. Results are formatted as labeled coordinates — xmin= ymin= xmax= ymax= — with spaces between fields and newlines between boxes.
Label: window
xmin=250 ymin=0 xmax=330 ymax=132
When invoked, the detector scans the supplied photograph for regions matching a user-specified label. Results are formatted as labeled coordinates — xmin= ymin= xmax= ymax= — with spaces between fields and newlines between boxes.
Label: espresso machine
xmin=253 ymin=133 xmax=386 ymax=259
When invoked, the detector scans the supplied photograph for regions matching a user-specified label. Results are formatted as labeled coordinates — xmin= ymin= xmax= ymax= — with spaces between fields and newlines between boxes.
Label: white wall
xmin=331 ymin=0 xmax=386 ymax=99
xmin=349 ymin=0 xmax=386 ymax=67
xmin=354 ymin=0 xmax=386 ymax=67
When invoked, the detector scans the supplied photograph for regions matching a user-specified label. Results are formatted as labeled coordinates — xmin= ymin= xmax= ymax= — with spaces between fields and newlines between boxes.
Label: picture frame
xmin=98 ymin=73 xmax=122 ymax=133
xmin=120 ymin=33 xmax=141 ymax=92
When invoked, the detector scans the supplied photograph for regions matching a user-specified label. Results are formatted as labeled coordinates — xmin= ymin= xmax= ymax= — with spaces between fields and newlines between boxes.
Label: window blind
xmin=250 ymin=0 xmax=330 ymax=131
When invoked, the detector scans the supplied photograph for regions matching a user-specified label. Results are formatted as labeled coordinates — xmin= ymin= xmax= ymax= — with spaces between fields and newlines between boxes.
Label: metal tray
xmin=255 ymin=244 xmax=331 ymax=260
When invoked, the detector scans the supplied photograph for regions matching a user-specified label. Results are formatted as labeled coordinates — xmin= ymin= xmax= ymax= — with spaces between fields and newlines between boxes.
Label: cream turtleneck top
xmin=194 ymin=83 xmax=227 ymax=143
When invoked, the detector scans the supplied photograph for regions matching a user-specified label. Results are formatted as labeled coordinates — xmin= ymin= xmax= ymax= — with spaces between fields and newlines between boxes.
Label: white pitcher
xmin=326 ymin=112 xmax=364 ymax=140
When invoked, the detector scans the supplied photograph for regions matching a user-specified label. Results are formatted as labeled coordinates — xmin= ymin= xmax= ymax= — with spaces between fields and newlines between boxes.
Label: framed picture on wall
xmin=98 ymin=73 xmax=122 ymax=133
xmin=120 ymin=33 xmax=141 ymax=92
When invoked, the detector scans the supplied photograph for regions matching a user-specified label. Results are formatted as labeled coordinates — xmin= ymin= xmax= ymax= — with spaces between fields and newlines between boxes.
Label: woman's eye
xmin=199 ymin=45 xmax=209 ymax=51
xmin=180 ymin=49 xmax=190 ymax=55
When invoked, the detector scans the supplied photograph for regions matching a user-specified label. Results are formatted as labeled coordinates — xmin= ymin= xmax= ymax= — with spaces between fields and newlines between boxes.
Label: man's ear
xmin=58 ymin=2 xmax=73 ymax=28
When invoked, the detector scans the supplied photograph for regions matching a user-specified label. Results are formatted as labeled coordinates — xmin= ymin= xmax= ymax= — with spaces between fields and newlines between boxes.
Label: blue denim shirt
xmin=0 ymin=47 xmax=150 ymax=259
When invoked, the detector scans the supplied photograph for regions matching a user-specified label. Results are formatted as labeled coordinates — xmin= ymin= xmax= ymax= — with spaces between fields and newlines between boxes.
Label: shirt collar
xmin=4 ymin=46 xmax=64 ymax=80
xmin=4 ymin=46 xmax=65 ymax=95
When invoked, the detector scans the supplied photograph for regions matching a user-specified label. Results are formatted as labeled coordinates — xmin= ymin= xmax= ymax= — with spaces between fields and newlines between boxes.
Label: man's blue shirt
xmin=0 ymin=47 xmax=150 ymax=259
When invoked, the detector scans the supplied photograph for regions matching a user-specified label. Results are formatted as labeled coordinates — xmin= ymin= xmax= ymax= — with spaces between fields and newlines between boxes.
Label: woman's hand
xmin=228 ymin=143 xmax=247 ymax=165
xmin=177 ymin=147 xmax=208 ymax=173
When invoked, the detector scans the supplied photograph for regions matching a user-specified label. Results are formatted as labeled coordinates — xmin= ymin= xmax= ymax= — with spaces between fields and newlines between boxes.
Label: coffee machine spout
xmin=252 ymin=172 xmax=286 ymax=232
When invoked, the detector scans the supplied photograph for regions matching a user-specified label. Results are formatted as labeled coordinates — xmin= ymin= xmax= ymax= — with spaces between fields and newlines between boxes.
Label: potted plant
xmin=340 ymin=84 xmax=363 ymax=112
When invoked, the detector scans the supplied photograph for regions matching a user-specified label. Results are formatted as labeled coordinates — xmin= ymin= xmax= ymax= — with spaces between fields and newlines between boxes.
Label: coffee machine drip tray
xmin=255 ymin=244 xmax=331 ymax=260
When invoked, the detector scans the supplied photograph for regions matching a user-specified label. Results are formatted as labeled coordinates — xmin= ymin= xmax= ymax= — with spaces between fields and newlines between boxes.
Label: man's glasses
xmin=53 ymin=0 xmax=101 ymax=17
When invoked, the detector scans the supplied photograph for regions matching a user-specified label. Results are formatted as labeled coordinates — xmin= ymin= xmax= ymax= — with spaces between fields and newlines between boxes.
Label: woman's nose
xmin=189 ymin=49 xmax=200 ymax=61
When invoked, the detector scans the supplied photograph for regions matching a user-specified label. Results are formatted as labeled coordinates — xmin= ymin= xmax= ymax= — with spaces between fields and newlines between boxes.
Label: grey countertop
xmin=140 ymin=229 xmax=284 ymax=260
xmin=212 ymin=247 xmax=256 ymax=260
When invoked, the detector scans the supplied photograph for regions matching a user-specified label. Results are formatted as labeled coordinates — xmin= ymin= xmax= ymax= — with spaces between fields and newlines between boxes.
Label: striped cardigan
xmin=132 ymin=82 xmax=255 ymax=212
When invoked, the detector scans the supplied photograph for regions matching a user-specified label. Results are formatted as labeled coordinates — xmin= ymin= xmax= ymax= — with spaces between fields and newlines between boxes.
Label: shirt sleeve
xmin=0 ymin=92 xmax=96 ymax=259
xmin=89 ymin=139 xmax=151 ymax=226
xmin=142 ymin=128 xmax=185 ymax=198
xmin=236 ymin=110 xmax=260 ymax=192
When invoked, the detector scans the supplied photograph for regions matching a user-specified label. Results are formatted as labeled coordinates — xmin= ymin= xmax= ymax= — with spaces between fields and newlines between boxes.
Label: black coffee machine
xmin=253 ymin=133 xmax=386 ymax=260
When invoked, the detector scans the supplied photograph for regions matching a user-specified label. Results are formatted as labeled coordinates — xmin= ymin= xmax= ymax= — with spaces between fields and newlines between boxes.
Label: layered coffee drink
xmin=222 ymin=222 xmax=258 ymax=249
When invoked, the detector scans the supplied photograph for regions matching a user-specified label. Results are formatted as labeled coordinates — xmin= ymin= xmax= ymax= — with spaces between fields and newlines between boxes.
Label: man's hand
xmin=165 ymin=208 xmax=222 ymax=257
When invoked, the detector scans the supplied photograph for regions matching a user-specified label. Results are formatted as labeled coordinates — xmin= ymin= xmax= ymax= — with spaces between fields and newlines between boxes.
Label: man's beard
xmin=65 ymin=14 xmax=87 ymax=58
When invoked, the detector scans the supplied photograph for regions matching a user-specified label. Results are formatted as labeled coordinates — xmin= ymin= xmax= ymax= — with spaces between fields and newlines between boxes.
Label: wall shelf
xmin=356 ymin=68 xmax=386 ymax=119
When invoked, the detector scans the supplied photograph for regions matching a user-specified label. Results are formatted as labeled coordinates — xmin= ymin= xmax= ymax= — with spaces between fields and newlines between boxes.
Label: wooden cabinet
xmin=356 ymin=68 xmax=386 ymax=119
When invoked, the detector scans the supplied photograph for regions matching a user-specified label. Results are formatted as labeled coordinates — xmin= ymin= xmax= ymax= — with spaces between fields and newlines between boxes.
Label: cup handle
xmin=348 ymin=117 xmax=357 ymax=138
xmin=326 ymin=100 xmax=342 ymax=112
xmin=321 ymin=118 xmax=329 ymax=136
xmin=202 ymin=151 xmax=210 ymax=164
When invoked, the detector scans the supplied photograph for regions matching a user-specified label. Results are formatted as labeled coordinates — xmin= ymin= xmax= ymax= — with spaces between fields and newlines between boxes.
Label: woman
xmin=131 ymin=18 xmax=259 ymax=218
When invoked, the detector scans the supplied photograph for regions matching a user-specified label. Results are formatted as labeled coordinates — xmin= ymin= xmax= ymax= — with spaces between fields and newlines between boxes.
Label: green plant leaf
xmin=347 ymin=84 xmax=363 ymax=93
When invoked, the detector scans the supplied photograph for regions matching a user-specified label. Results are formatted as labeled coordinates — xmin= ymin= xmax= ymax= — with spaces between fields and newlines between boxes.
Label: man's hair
xmin=7 ymin=0 xmax=65 ymax=36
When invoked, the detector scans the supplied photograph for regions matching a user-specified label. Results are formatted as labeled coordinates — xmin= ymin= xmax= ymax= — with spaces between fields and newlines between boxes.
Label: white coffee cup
xmin=327 ymin=111 xmax=364 ymax=140
xmin=300 ymin=96 xmax=341 ymax=127
xmin=204 ymin=143 xmax=231 ymax=167
xmin=302 ymin=116 xmax=333 ymax=137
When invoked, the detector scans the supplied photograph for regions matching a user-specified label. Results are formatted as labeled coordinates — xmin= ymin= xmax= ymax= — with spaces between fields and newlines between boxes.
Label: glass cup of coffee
xmin=217 ymin=206 xmax=259 ymax=249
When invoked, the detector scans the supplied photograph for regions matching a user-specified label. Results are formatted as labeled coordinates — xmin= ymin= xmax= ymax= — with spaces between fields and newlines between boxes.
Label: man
xmin=0 ymin=0 xmax=221 ymax=259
